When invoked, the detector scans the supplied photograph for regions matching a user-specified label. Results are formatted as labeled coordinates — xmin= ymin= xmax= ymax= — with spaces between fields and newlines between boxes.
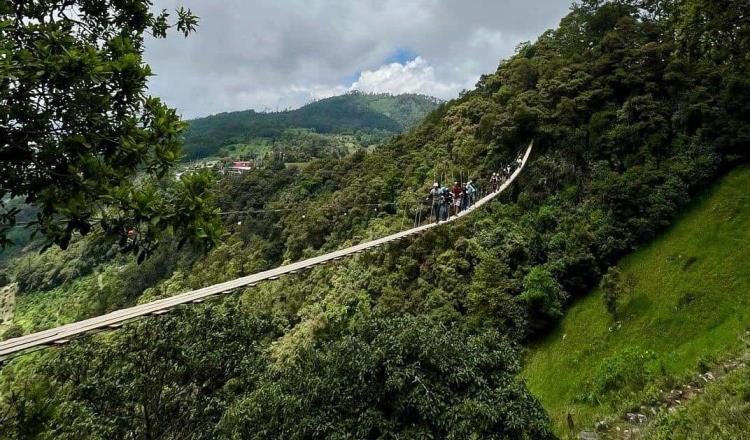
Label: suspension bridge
xmin=0 ymin=142 xmax=533 ymax=363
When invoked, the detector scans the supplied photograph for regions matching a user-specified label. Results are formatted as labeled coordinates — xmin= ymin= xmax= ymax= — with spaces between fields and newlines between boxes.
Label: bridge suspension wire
xmin=8 ymin=184 xmax=452 ymax=230
xmin=218 ymin=201 xmax=400 ymax=216
xmin=8 ymin=201 xmax=407 ymax=228
xmin=5 ymin=199 xmax=411 ymax=229
xmin=0 ymin=142 xmax=533 ymax=364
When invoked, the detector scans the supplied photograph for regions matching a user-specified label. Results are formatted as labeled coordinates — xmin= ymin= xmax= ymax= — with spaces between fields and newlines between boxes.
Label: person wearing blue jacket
xmin=465 ymin=180 xmax=476 ymax=208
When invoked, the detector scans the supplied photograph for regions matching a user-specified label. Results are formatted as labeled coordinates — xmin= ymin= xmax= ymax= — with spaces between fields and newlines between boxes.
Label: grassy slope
xmin=181 ymin=139 xmax=273 ymax=165
xmin=522 ymin=166 xmax=750 ymax=435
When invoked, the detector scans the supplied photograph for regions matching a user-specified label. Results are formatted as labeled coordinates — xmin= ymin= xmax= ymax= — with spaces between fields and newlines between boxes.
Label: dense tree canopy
xmin=0 ymin=0 xmax=219 ymax=257
xmin=221 ymin=316 xmax=552 ymax=439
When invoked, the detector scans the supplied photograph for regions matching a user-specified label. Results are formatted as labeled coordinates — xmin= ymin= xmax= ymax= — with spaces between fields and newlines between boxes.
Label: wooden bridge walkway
xmin=0 ymin=142 xmax=533 ymax=362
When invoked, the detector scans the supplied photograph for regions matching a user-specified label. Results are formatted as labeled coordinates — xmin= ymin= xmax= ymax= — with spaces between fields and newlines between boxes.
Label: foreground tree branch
xmin=0 ymin=0 xmax=220 ymax=259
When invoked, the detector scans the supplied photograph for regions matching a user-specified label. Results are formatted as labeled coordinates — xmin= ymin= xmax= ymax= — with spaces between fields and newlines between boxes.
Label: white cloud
xmin=279 ymin=57 xmax=465 ymax=107
xmin=349 ymin=56 xmax=464 ymax=98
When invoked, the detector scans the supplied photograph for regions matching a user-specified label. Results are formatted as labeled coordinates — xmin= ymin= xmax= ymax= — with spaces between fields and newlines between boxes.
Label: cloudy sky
xmin=145 ymin=0 xmax=572 ymax=119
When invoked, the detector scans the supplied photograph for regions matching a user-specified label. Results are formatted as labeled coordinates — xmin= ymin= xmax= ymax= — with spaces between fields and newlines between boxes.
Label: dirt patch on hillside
xmin=0 ymin=283 xmax=17 ymax=326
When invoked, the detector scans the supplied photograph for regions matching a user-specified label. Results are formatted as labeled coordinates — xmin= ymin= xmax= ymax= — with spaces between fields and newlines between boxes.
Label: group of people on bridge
xmin=490 ymin=164 xmax=513 ymax=190
xmin=427 ymin=180 xmax=477 ymax=222
xmin=426 ymin=164 xmax=515 ymax=224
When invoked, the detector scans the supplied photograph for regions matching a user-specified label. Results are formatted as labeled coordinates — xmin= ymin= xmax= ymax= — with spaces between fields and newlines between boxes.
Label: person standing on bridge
xmin=428 ymin=183 xmax=441 ymax=223
xmin=451 ymin=181 xmax=462 ymax=216
xmin=490 ymin=173 xmax=500 ymax=191
xmin=440 ymin=186 xmax=451 ymax=221
xmin=460 ymin=183 xmax=469 ymax=211
xmin=466 ymin=180 xmax=476 ymax=208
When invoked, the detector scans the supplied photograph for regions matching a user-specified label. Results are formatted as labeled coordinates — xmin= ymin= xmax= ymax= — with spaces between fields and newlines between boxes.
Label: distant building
xmin=227 ymin=160 xmax=255 ymax=174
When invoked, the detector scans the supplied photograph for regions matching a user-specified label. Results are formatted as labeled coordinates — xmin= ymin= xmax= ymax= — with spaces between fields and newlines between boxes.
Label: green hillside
xmin=523 ymin=166 xmax=750 ymax=435
xmin=182 ymin=92 xmax=440 ymax=160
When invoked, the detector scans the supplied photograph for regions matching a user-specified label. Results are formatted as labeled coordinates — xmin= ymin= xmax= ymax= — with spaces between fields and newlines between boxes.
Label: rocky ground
xmin=578 ymin=334 xmax=750 ymax=440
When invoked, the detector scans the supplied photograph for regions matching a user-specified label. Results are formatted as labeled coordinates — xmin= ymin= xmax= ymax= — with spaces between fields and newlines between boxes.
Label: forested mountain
xmin=1 ymin=1 xmax=749 ymax=439
xmin=182 ymin=92 xmax=441 ymax=159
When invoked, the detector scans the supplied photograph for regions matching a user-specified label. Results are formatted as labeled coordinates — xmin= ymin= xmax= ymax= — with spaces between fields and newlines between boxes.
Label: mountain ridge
xmin=181 ymin=92 xmax=441 ymax=160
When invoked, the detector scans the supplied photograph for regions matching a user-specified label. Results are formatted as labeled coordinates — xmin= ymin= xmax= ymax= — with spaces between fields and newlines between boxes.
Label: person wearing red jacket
xmin=451 ymin=181 xmax=462 ymax=216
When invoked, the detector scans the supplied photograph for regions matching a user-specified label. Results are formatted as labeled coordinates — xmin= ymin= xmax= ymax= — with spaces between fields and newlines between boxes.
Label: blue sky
xmin=384 ymin=48 xmax=419 ymax=65
xmin=342 ymin=71 xmax=362 ymax=86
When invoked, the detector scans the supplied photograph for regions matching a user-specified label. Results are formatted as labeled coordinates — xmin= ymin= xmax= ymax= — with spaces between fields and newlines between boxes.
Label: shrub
xmin=1 ymin=324 xmax=23 ymax=341
xmin=519 ymin=266 xmax=567 ymax=334
xmin=600 ymin=266 xmax=624 ymax=319
xmin=578 ymin=348 xmax=659 ymax=404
